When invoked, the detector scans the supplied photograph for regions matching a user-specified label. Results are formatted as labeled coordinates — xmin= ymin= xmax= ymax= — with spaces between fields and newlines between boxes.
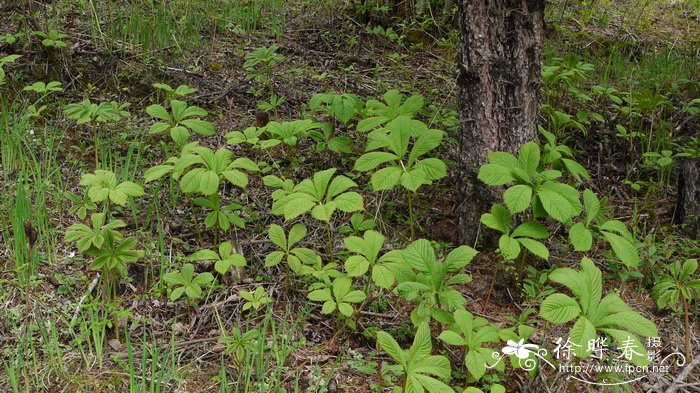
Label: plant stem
xmin=92 ymin=119 xmax=98 ymax=169
xmin=325 ymin=220 xmax=334 ymax=264
xmin=682 ymin=295 xmax=692 ymax=361
xmin=407 ymin=191 xmax=415 ymax=240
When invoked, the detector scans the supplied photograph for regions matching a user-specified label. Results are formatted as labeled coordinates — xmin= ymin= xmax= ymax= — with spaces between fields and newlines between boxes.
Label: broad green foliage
xmin=478 ymin=141 xmax=582 ymax=223
xmin=226 ymin=126 xmax=265 ymax=147
xmin=244 ymin=44 xmax=284 ymax=96
xmin=218 ymin=326 xmax=260 ymax=363
xmin=190 ymin=242 xmax=246 ymax=276
xmin=65 ymin=213 xmax=125 ymax=252
xmin=377 ymin=323 xmax=454 ymax=393
xmin=146 ymin=100 xmax=215 ymax=145
xmin=652 ymin=259 xmax=700 ymax=312
xmin=144 ymin=145 xmax=259 ymax=196
xmin=194 ymin=194 xmax=246 ymax=230
xmin=263 ymin=174 xmax=296 ymax=207
xmin=438 ymin=309 xmax=502 ymax=381
xmin=539 ymin=127 xmax=590 ymax=180
xmin=153 ymin=82 xmax=197 ymax=102
xmin=343 ymin=230 xmax=408 ymax=289
xmin=163 ymin=263 xmax=214 ymax=301
xmin=339 ymin=213 xmax=376 ymax=235
xmin=65 ymin=191 xmax=96 ymax=219
xmin=265 ymin=223 xmax=320 ymax=275
xmin=307 ymin=275 xmax=366 ymax=317
xmin=357 ymin=89 xmax=424 ymax=132
xmin=354 ymin=116 xmax=446 ymax=192
xmin=23 ymin=81 xmax=63 ymax=95
xmin=308 ymin=122 xmax=352 ymax=153
xmin=80 ymin=170 xmax=144 ymax=206
xmin=308 ymin=92 xmax=363 ymax=126
xmin=272 ymin=168 xmax=363 ymax=222
xmin=88 ymin=232 xmax=142 ymax=276
xmin=397 ymin=239 xmax=477 ymax=326
xmin=34 ymin=29 xmax=69 ymax=48
xmin=480 ymin=204 xmax=550 ymax=261
xmin=540 ymin=258 xmax=658 ymax=366
xmin=260 ymin=119 xmax=321 ymax=148
xmin=64 ymin=99 xmax=129 ymax=125
xmin=569 ymin=189 xmax=640 ymax=267
xmin=0 ymin=54 xmax=21 ymax=86
xmin=240 ymin=286 xmax=273 ymax=311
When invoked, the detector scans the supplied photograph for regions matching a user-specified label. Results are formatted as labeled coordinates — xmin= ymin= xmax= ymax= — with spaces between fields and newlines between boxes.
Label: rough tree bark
xmin=455 ymin=0 xmax=545 ymax=245
xmin=676 ymin=158 xmax=700 ymax=239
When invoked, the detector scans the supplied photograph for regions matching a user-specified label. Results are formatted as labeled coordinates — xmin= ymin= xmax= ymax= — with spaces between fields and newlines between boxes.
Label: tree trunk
xmin=455 ymin=0 xmax=545 ymax=245
xmin=676 ymin=158 xmax=700 ymax=239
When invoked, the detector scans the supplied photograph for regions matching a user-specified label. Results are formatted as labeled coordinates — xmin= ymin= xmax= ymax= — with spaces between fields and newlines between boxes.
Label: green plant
xmin=193 ymin=194 xmax=246 ymax=231
xmin=145 ymin=145 xmax=259 ymax=196
xmin=396 ymin=239 xmax=477 ymax=326
xmin=539 ymin=257 xmax=658 ymax=365
xmin=226 ymin=126 xmax=265 ymax=147
xmin=0 ymin=54 xmax=21 ymax=87
xmin=65 ymin=212 xmax=125 ymax=252
xmin=308 ymin=122 xmax=352 ymax=154
xmin=343 ymin=230 xmax=408 ymax=289
xmin=265 ymin=223 xmax=319 ymax=276
xmin=259 ymin=119 xmax=321 ymax=149
xmin=339 ymin=213 xmax=376 ymax=235
xmin=438 ymin=309 xmax=502 ymax=381
xmin=244 ymin=45 xmax=284 ymax=97
xmin=146 ymin=100 xmax=215 ymax=146
xmin=272 ymin=167 xmax=363 ymax=222
xmin=568 ymin=189 xmax=640 ymax=268
xmin=651 ymin=259 xmax=699 ymax=359
xmin=354 ymin=116 xmax=446 ymax=238
xmin=539 ymin=128 xmax=590 ymax=180
xmin=153 ymin=83 xmax=197 ymax=103
xmin=480 ymin=204 xmax=550 ymax=262
xmin=307 ymin=275 xmax=366 ymax=318
xmin=376 ymin=323 xmax=454 ymax=393
xmin=240 ymin=286 xmax=274 ymax=312
xmin=478 ymin=141 xmax=582 ymax=223
xmin=64 ymin=100 xmax=130 ymax=168
xmin=34 ymin=30 xmax=69 ymax=48
xmin=307 ymin=92 xmax=363 ymax=130
xmin=358 ymin=89 xmax=424 ymax=132
xmin=163 ymin=263 xmax=215 ymax=301
xmin=190 ymin=242 xmax=246 ymax=276
xmin=79 ymin=170 xmax=144 ymax=207
xmin=257 ymin=93 xmax=286 ymax=119
xmin=218 ymin=326 xmax=260 ymax=364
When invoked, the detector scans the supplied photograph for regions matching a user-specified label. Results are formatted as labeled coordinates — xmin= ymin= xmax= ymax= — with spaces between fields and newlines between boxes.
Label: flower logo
xmin=502 ymin=339 xmax=540 ymax=359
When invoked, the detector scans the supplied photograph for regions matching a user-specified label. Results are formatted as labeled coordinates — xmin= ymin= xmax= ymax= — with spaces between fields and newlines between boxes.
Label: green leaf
xmin=480 ymin=204 xmax=510 ymax=234
xmin=569 ymin=316 xmax=597 ymax=358
xmin=582 ymin=189 xmax=601 ymax=226
xmin=377 ymin=331 xmax=405 ymax=364
xmin=503 ymin=185 xmax=532 ymax=214
xmin=601 ymin=232 xmax=639 ymax=268
xmin=517 ymin=238 xmax=549 ymax=260
xmin=354 ymin=152 xmax=398 ymax=171
xmin=345 ymin=255 xmax=370 ymax=277
xmin=511 ymin=221 xmax=549 ymax=239
xmin=540 ymin=293 xmax=581 ymax=324
xmin=498 ymin=235 xmax=520 ymax=261
xmin=371 ymin=166 xmax=403 ymax=190
xmin=569 ymin=222 xmax=593 ymax=251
